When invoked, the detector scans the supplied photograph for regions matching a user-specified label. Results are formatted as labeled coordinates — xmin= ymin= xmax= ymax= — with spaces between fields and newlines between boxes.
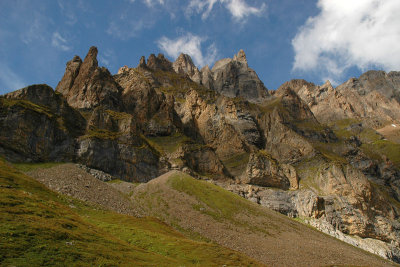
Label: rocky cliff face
xmin=280 ymin=72 xmax=400 ymax=128
xmin=171 ymin=50 xmax=269 ymax=103
xmin=56 ymin=46 xmax=122 ymax=110
xmin=1 ymin=46 xmax=400 ymax=263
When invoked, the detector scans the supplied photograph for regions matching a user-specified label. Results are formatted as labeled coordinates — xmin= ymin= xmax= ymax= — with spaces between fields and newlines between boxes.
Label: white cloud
xmin=20 ymin=13 xmax=47 ymax=44
xmin=157 ymin=33 xmax=218 ymax=67
xmin=143 ymin=0 xmax=164 ymax=7
xmin=98 ymin=49 xmax=116 ymax=68
xmin=51 ymin=32 xmax=71 ymax=51
xmin=292 ymin=0 xmax=400 ymax=82
xmin=187 ymin=0 xmax=265 ymax=20
xmin=107 ymin=18 xmax=153 ymax=39
xmin=222 ymin=0 xmax=265 ymax=20
xmin=0 ymin=63 xmax=26 ymax=92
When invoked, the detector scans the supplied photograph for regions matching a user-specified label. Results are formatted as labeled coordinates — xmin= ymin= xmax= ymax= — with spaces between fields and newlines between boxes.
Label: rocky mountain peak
xmin=147 ymin=53 xmax=173 ymax=71
xmin=172 ymin=53 xmax=201 ymax=83
xmin=233 ymin=49 xmax=247 ymax=65
xmin=277 ymin=79 xmax=316 ymax=95
xmin=138 ymin=56 xmax=147 ymax=68
xmin=118 ymin=65 xmax=129 ymax=74
xmin=55 ymin=46 xmax=121 ymax=110
xmin=198 ymin=49 xmax=269 ymax=102
xmin=173 ymin=53 xmax=197 ymax=75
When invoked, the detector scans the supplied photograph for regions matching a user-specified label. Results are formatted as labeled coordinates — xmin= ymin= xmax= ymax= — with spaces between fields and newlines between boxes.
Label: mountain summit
xmin=1 ymin=46 xmax=400 ymax=264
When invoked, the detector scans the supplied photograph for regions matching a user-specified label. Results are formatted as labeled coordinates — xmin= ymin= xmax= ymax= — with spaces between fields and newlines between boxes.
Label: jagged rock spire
xmin=55 ymin=46 xmax=121 ymax=109
xmin=173 ymin=53 xmax=201 ymax=83
xmin=147 ymin=53 xmax=173 ymax=71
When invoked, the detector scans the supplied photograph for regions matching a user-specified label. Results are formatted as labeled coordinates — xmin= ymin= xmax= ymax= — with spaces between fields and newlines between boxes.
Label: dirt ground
xmin=28 ymin=165 xmax=398 ymax=267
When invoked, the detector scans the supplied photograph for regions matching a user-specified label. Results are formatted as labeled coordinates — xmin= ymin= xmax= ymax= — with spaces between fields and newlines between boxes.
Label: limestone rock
xmin=281 ymin=71 xmax=400 ymax=127
xmin=194 ymin=50 xmax=269 ymax=103
xmin=0 ymin=84 xmax=84 ymax=162
xmin=242 ymin=151 xmax=298 ymax=189
xmin=138 ymin=56 xmax=147 ymax=68
xmin=56 ymin=46 xmax=121 ymax=110
xmin=173 ymin=53 xmax=201 ymax=83
xmin=147 ymin=53 xmax=173 ymax=72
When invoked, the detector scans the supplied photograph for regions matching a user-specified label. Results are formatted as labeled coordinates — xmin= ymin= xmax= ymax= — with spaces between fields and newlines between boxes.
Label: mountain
xmin=1 ymin=46 xmax=400 ymax=264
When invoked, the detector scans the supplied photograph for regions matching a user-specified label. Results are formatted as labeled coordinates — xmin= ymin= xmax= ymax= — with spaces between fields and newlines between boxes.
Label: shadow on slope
xmin=0 ymin=159 xmax=261 ymax=266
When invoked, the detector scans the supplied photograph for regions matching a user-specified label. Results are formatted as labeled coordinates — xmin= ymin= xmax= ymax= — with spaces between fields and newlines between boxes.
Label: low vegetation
xmin=168 ymin=172 xmax=262 ymax=222
xmin=0 ymin=98 xmax=53 ymax=118
xmin=0 ymin=159 xmax=257 ymax=266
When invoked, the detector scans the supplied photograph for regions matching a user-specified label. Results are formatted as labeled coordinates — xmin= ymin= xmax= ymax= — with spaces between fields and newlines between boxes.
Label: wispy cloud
xmin=107 ymin=18 xmax=154 ymax=40
xmin=98 ymin=49 xmax=116 ymax=69
xmin=292 ymin=0 xmax=400 ymax=83
xmin=19 ymin=12 xmax=48 ymax=44
xmin=0 ymin=63 xmax=26 ymax=92
xmin=186 ymin=0 xmax=265 ymax=21
xmin=57 ymin=0 xmax=78 ymax=25
xmin=51 ymin=32 xmax=71 ymax=51
xmin=143 ymin=0 xmax=164 ymax=7
xmin=157 ymin=33 xmax=218 ymax=67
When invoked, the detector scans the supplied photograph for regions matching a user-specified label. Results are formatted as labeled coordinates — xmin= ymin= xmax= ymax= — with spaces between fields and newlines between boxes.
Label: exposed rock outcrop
xmin=281 ymin=72 xmax=400 ymax=128
xmin=208 ymin=50 xmax=269 ymax=102
xmin=173 ymin=53 xmax=201 ymax=83
xmin=1 ymin=46 xmax=400 ymax=263
xmin=241 ymin=151 xmax=299 ymax=189
xmin=0 ymin=84 xmax=84 ymax=162
xmin=56 ymin=46 xmax=121 ymax=110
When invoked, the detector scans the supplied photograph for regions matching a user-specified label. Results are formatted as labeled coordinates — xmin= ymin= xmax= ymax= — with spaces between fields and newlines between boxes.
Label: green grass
xmin=295 ymin=156 xmax=326 ymax=193
xmin=105 ymin=109 xmax=131 ymax=120
xmin=168 ymin=172 xmax=261 ymax=223
xmin=12 ymin=162 xmax=64 ymax=172
xmin=0 ymin=159 xmax=258 ymax=266
xmin=361 ymin=140 xmax=400 ymax=167
xmin=146 ymin=133 xmax=192 ymax=154
xmin=0 ymin=97 xmax=54 ymax=118
xmin=250 ymin=97 xmax=282 ymax=114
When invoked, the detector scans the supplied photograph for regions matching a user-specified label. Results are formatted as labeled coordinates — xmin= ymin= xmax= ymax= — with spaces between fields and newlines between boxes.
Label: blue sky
xmin=1 ymin=0 xmax=400 ymax=94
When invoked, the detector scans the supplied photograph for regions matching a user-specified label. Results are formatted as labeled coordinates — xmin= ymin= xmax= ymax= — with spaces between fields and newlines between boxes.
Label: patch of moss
xmin=80 ymin=128 xmax=122 ymax=140
xmin=293 ymin=119 xmax=326 ymax=132
xmin=0 ymin=98 xmax=54 ymax=118
xmin=295 ymin=156 xmax=325 ymax=193
xmin=146 ymin=133 xmax=192 ymax=154
xmin=250 ymin=97 xmax=282 ymax=114
xmin=313 ymin=142 xmax=348 ymax=164
xmin=359 ymin=128 xmax=382 ymax=143
xmin=105 ymin=109 xmax=131 ymax=120
xmin=361 ymin=140 xmax=400 ymax=167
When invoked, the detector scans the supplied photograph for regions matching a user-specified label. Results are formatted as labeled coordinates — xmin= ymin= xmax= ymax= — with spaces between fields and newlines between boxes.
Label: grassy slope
xmin=0 ymin=159 xmax=259 ymax=266
xmin=133 ymin=171 xmax=397 ymax=267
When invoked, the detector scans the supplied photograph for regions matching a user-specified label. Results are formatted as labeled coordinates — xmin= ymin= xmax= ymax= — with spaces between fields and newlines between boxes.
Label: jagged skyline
xmin=1 ymin=0 xmax=400 ymax=94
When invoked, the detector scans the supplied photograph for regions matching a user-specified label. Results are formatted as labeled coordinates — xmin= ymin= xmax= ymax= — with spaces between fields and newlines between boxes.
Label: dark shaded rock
xmin=0 ymin=84 xmax=84 ymax=162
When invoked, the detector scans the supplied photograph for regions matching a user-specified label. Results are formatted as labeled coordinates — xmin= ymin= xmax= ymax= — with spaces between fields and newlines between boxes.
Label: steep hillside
xmin=0 ymin=159 xmax=261 ymax=266
xmin=1 ymin=46 xmax=400 ymax=263
xmin=131 ymin=170 xmax=396 ymax=266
